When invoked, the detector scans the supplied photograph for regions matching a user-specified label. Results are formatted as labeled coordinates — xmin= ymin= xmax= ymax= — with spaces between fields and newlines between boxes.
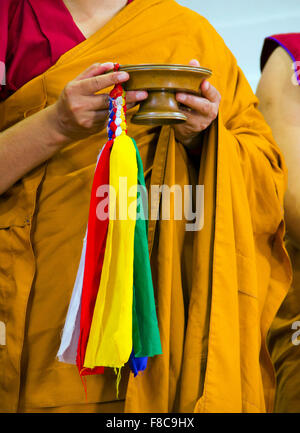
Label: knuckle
xmin=64 ymin=81 xmax=78 ymax=98
xmin=78 ymin=117 xmax=93 ymax=129
xmin=202 ymin=99 xmax=210 ymax=113
xmin=89 ymin=75 xmax=102 ymax=93
xmin=64 ymin=82 xmax=76 ymax=98
xmin=94 ymin=75 xmax=102 ymax=89
xmin=211 ymin=104 xmax=219 ymax=119
xmin=185 ymin=94 xmax=193 ymax=105
xmin=93 ymin=95 xmax=109 ymax=111
xmin=197 ymin=119 xmax=207 ymax=131
xmin=112 ymin=72 xmax=121 ymax=84
xmin=102 ymin=94 xmax=110 ymax=108
xmin=207 ymin=107 xmax=214 ymax=119
xmin=69 ymin=99 xmax=83 ymax=113
xmin=88 ymin=77 xmax=97 ymax=93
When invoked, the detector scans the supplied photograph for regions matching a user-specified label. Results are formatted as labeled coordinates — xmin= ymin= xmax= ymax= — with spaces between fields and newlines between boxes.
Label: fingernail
xmin=191 ymin=59 xmax=200 ymax=67
xmin=136 ymin=91 xmax=148 ymax=100
xmin=116 ymin=72 xmax=129 ymax=81
xmin=202 ymin=80 xmax=210 ymax=91
xmin=177 ymin=93 xmax=186 ymax=102
xmin=101 ymin=62 xmax=114 ymax=69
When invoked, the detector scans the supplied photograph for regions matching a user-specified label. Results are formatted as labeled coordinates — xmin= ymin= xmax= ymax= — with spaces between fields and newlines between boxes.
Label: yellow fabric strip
xmin=84 ymin=135 xmax=138 ymax=369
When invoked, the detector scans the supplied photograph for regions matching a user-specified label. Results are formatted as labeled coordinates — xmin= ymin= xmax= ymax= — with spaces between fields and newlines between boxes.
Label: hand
xmin=53 ymin=62 xmax=148 ymax=141
xmin=173 ymin=59 xmax=221 ymax=149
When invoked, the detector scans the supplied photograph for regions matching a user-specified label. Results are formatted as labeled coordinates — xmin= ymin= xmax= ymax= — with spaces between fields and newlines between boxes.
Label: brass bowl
xmin=119 ymin=64 xmax=212 ymax=125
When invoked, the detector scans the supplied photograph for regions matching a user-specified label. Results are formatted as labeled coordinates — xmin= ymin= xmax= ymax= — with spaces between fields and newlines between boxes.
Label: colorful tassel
xmin=76 ymin=140 xmax=113 ymax=375
xmin=57 ymin=63 xmax=162 ymax=392
xmin=83 ymin=132 xmax=138 ymax=369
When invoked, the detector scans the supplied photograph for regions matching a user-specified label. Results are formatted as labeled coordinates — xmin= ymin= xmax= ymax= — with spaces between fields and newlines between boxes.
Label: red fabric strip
xmin=76 ymin=141 xmax=113 ymax=376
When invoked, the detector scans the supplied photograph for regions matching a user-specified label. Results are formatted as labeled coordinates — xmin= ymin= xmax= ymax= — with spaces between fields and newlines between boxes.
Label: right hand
xmin=53 ymin=62 xmax=147 ymax=141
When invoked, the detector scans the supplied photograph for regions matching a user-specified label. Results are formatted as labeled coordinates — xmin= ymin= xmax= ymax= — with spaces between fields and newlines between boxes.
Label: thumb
xmin=74 ymin=62 xmax=114 ymax=81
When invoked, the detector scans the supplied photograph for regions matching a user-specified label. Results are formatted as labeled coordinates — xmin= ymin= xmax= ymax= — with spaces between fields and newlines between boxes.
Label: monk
xmin=257 ymin=33 xmax=300 ymax=413
xmin=0 ymin=0 xmax=292 ymax=413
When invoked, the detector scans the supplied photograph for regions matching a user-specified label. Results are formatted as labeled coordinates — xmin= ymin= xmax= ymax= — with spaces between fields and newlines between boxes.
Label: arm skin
xmin=256 ymin=46 xmax=300 ymax=249
xmin=0 ymin=104 xmax=71 ymax=196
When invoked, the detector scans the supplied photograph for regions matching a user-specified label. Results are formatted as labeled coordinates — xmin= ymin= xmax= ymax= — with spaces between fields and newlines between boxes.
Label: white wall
xmin=177 ymin=0 xmax=300 ymax=91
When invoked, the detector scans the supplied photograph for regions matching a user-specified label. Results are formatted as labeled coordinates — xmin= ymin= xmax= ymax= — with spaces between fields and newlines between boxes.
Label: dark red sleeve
xmin=0 ymin=0 xmax=19 ymax=90
xmin=0 ymin=0 xmax=85 ymax=101
xmin=0 ymin=0 xmax=134 ymax=102
xmin=260 ymin=33 xmax=300 ymax=85
xmin=0 ymin=2 xmax=8 ymax=70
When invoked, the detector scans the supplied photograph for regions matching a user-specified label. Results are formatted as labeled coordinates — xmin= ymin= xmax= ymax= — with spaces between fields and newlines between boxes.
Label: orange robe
xmin=0 ymin=0 xmax=291 ymax=413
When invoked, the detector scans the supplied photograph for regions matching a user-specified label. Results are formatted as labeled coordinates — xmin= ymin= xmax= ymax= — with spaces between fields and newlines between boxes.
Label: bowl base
xmin=131 ymin=111 xmax=186 ymax=125
xmin=131 ymin=90 xmax=187 ymax=125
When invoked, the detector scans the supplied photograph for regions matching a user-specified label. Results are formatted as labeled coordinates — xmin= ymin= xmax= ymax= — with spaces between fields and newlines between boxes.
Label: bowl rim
xmin=119 ymin=64 xmax=212 ymax=75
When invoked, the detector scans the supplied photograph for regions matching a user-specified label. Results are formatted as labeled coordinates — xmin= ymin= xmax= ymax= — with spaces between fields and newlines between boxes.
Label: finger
xmin=88 ymin=90 xmax=147 ymax=111
xmin=125 ymin=90 xmax=148 ymax=104
xmin=178 ymin=102 xmax=196 ymax=114
xmin=126 ymin=102 xmax=137 ymax=111
xmin=189 ymin=59 xmax=200 ymax=67
xmin=93 ymin=109 xmax=110 ymax=124
xmin=126 ymin=100 xmax=148 ymax=111
xmin=176 ymin=93 xmax=212 ymax=116
xmin=175 ymin=110 xmax=212 ymax=133
xmin=87 ymin=93 xmax=110 ymax=111
xmin=79 ymin=70 xmax=130 ymax=96
xmin=200 ymin=80 xmax=221 ymax=103
xmin=74 ymin=62 xmax=114 ymax=81
xmin=86 ymin=90 xmax=147 ymax=114
xmin=175 ymin=112 xmax=205 ymax=132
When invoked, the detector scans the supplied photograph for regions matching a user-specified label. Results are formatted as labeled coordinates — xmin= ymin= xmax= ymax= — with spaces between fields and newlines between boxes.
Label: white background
xmin=176 ymin=0 xmax=300 ymax=91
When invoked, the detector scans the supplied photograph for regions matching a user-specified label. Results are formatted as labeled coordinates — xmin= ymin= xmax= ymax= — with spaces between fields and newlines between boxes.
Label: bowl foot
xmin=131 ymin=90 xmax=187 ymax=125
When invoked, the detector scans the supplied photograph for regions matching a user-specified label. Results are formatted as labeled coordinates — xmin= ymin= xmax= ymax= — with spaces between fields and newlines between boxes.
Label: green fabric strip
xmin=132 ymin=138 xmax=162 ymax=357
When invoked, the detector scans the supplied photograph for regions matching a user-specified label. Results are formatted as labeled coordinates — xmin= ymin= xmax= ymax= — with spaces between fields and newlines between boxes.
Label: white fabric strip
xmin=57 ymin=145 xmax=105 ymax=364
xmin=57 ymin=232 xmax=87 ymax=364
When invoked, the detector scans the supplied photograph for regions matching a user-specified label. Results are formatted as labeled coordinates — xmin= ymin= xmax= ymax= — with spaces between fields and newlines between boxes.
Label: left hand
xmin=173 ymin=59 xmax=221 ymax=149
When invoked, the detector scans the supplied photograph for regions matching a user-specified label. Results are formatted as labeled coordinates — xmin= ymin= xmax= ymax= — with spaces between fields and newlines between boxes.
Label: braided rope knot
xmin=107 ymin=63 xmax=127 ymax=140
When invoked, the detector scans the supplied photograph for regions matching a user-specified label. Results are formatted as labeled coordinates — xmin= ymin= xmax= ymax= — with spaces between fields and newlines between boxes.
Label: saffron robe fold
xmin=0 ymin=0 xmax=292 ymax=413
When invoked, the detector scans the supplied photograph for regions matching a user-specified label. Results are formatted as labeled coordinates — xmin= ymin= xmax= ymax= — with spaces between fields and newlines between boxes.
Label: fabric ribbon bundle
xmin=57 ymin=64 xmax=162 ymax=394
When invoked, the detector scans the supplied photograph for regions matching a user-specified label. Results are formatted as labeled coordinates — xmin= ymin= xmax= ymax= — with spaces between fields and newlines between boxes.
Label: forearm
xmin=0 ymin=104 xmax=70 ymax=195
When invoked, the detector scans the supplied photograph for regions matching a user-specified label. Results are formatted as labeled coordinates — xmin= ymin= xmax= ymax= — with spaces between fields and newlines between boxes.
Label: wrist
xmin=43 ymin=103 xmax=73 ymax=149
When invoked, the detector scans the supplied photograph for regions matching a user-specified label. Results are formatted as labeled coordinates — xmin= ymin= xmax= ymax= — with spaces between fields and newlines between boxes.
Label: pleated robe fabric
xmin=0 ymin=0 xmax=292 ymax=413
